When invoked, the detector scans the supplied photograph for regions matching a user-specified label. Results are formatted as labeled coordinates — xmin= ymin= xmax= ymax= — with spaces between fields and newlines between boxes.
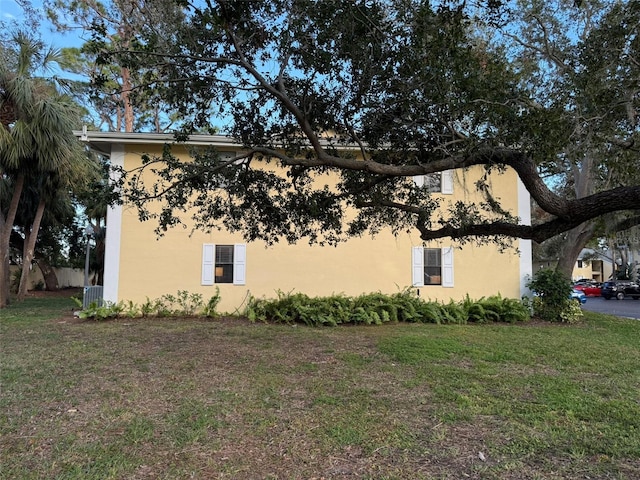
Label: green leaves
xmin=526 ymin=268 xmax=580 ymax=322
xmin=67 ymin=0 xmax=640 ymax=246
xmin=246 ymin=289 xmax=531 ymax=326
xmin=79 ymin=289 xmax=222 ymax=319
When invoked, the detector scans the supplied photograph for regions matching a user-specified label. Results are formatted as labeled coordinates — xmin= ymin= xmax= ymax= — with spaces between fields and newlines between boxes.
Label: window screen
xmin=215 ymin=245 xmax=234 ymax=283
xmin=425 ymin=173 xmax=442 ymax=193
xmin=424 ymin=248 xmax=442 ymax=285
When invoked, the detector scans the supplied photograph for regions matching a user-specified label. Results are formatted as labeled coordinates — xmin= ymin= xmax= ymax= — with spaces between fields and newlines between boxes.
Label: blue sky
xmin=0 ymin=0 xmax=22 ymax=22
xmin=1 ymin=0 xmax=82 ymax=48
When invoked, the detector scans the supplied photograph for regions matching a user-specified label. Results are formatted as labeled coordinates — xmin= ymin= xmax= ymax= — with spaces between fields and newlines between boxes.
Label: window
xmin=425 ymin=173 xmax=442 ymax=193
xmin=412 ymin=246 xmax=454 ymax=287
xmin=424 ymin=248 xmax=442 ymax=285
xmin=413 ymin=170 xmax=454 ymax=194
xmin=215 ymin=245 xmax=234 ymax=283
xmin=202 ymin=243 xmax=246 ymax=285
xmin=577 ymin=260 xmax=583 ymax=268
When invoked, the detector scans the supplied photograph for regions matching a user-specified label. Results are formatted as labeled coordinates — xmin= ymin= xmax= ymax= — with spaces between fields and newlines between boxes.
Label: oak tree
xmin=87 ymin=0 xmax=640 ymax=256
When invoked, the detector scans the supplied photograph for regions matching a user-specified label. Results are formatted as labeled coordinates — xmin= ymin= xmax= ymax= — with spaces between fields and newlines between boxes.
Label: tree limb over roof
xmin=82 ymin=0 xmax=640 ymax=246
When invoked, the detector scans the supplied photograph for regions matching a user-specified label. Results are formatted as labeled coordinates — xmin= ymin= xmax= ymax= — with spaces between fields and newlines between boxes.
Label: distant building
xmin=572 ymin=249 xmax=613 ymax=282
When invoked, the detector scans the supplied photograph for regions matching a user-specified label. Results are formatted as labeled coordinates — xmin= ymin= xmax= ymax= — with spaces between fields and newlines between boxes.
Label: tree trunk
xmin=17 ymin=197 xmax=46 ymax=300
xmin=0 ymin=173 xmax=25 ymax=307
xmin=0 ymin=245 xmax=10 ymax=306
xmin=122 ymin=67 xmax=134 ymax=132
xmin=35 ymin=257 xmax=59 ymax=291
xmin=555 ymin=222 xmax=596 ymax=279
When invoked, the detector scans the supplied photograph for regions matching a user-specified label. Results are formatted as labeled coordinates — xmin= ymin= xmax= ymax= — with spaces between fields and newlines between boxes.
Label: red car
xmin=573 ymin=281 xmax=602 ymax=297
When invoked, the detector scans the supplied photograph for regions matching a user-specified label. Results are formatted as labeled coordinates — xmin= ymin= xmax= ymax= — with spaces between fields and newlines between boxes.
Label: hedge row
xmin=246 ymin=290 xmax=530 ymax=326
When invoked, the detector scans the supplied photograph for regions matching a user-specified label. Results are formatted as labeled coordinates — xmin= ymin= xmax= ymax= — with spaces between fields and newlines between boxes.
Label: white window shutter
xmin=413 ymin=175 xmax=425 ymax=187
xmin=412 ymin=246 xmax=424 ymax=286
xmin=441 ymin=170 xmax=454 ymax=194
xmin=202 ymin=244 xmax=215 ymax=285
xmin=442 ymin=247 xmax=454 ymax=287
xmin=233 ymin=243 xmax=246 ymax=285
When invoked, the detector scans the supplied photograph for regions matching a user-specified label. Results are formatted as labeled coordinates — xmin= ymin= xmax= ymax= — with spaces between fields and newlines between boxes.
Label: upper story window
xmin=413 ymin=170 xmax=454 ymax=194
xmin=425 ymin=173 xmax=442 ymax=193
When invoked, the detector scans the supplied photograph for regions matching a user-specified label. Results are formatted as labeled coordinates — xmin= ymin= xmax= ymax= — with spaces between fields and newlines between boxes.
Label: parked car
xmin=570 ymin=289 xmax=587 ymax=304
xmin=573 ymin=281 xmax=602 ymax=297
xmin=532 ymin=289 xmax=587 ymax=304
xmin=601 ymin=280 xmax=640 ymax=300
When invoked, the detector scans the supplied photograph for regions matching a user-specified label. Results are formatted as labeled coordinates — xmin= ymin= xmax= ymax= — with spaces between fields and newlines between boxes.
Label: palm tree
xmin=11 ymin=184 xmax=77 ymax=292
xmin=0 ymin=32 xmax=87 ymax=306
xmin=15 ymin=158 xmax=96 ymax=299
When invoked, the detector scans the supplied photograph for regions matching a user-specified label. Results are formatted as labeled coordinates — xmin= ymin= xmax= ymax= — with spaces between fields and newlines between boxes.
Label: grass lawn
xmin=1 ymin=293 xmax=640 ymax=479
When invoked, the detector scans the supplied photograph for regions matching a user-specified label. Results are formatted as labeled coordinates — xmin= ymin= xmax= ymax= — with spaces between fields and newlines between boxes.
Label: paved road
xmin=581 ymin=296 xmax=640 ymax=319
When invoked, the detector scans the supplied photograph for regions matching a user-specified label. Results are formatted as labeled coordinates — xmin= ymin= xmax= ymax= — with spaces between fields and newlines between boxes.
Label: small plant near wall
xmin=202 ymin=288 xmax=221 ymax=317
xmin=527 ymin=269 xmax=582 ymax=323
xmin=77 ymin=289 xmax=221 ymax=320
xmin=123 ymin=300 xmax=140 ymax=318
xmin=77 ymin=288 xmax=532 ymax=325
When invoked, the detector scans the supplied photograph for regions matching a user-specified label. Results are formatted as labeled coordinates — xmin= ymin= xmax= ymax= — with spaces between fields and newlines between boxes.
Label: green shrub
xmin=559 ymin=300 xmax=584 ymax=323
xmin=527 ymin=269 xmax=575 ymax=322
xmin=78 ymin=290 xmax=221 ymax=320
xmin=123 ymin=300 xmax=140 ymax=318
xmin=174 ymin=290 xmax=204 ymax=316
xmin=466 ymin=294 xmax=530 ymax=324
xmin=439 ymin=300 xmax=467 ymax=324
xmin=140 ymin=297 xmax=154 ymax=317
xmin=79 ymin=300 xmax=123 ymax=320
xmin=202 ymin=288 xmax=221 ymax=317
xmin=245 ymin=289 xmax=531 ymax=327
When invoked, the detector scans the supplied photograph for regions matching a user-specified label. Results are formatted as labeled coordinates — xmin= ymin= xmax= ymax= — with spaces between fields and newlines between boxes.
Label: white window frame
xmin=202 ymin=243 xmax=246 ymax=285
xmin=412 ymin=246 xmax=454 ymax=288
xmin=413 ymin=170 xmax=454 ymax=194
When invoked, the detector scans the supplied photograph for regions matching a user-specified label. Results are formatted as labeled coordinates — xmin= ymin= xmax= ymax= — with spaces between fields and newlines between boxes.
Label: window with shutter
xmin=413 ymin=170 xmax=454 ymax=194
xmin=411 ymin=246 xmax=454 ymax=287
xmin=202 ymin=243 xmax=247 ymax=285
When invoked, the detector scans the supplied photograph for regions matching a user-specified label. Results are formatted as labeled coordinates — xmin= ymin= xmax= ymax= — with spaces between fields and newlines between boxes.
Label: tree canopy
xmin=45 ymin=0 xmax=188 ymax=132
xmin=83 ymin=0 xmax=640 ymax=248
xmin=0 ymin=31 xmax=97 ymax=304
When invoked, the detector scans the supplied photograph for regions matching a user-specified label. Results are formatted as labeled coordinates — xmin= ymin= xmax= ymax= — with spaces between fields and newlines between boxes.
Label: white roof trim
xmin=73 ymin=130 xmax=241 ymax=148
xmin=73 ymin=130 xmax=364 ymax=157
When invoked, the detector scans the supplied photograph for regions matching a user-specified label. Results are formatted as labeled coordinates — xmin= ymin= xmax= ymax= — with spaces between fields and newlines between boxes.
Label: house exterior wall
xmin=101 ymin=138 xmax=531 ymax=313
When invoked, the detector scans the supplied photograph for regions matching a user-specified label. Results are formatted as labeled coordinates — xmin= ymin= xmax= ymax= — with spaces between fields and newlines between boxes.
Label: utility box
xmin=83 ymin=286 xmax=104 ymax=309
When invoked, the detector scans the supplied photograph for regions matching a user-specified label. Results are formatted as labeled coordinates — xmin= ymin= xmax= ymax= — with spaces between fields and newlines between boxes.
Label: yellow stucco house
xmin=78 ymin=131 xmax=533 ymax=313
